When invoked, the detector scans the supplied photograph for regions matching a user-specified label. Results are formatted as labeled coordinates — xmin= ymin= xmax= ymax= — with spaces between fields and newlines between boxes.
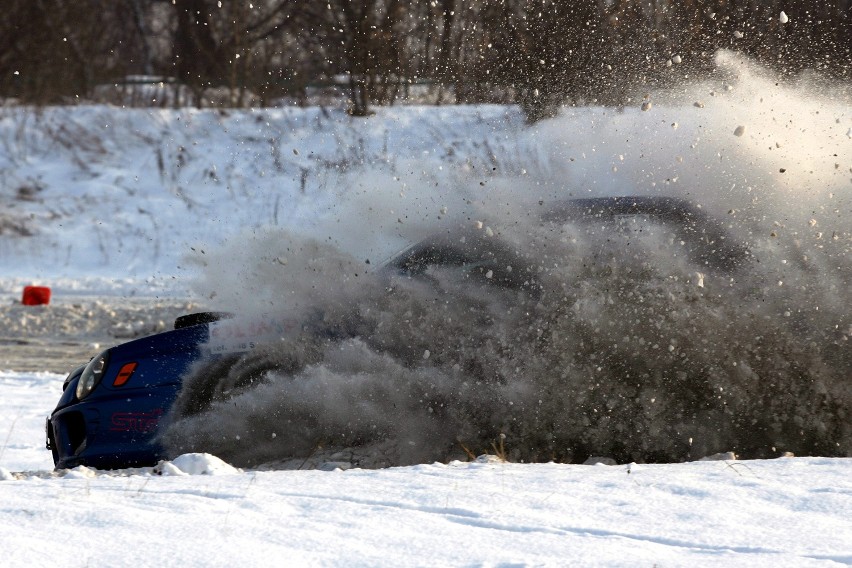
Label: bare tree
xmin=288 ymin=0 xmax=413 ymax=115
xmin=2 ymin=0 xmax=849 ymax=110
xmin=0 ymin=0 xmax=149 ymax=104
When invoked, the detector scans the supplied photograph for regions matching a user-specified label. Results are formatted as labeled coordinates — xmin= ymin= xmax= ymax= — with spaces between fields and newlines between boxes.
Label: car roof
xmin=386 ymin=196 xmax=748 ymax=274
xmin=543 ymin=196 xmax=709 ymax=223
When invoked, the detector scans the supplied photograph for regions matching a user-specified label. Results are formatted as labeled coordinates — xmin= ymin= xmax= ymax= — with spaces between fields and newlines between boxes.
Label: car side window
xmin=391 ymin=238 xmax=536 ymax=294
xmin=391 ymin=243 xmax=471 ymax=276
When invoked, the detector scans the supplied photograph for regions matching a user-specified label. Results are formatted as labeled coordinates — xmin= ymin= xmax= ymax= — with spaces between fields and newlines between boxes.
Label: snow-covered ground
xmin=0 ymin=53 xmax=850 ymax=565
xmin=2 ymin=371 xmax=851 ymax=567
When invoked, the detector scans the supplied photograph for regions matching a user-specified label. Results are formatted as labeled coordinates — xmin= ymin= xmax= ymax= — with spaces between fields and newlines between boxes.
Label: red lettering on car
xmin=109 ymin=409 xmax=163 ymax=432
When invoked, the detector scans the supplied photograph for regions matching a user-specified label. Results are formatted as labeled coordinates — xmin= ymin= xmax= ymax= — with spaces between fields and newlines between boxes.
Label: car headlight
xmin=76 ymin=351 xmax=110 ymax=400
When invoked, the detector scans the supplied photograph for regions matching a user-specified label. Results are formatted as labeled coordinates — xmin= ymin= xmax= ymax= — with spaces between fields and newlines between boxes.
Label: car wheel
xmin=170 ymin=335 xmax=323 ymax=417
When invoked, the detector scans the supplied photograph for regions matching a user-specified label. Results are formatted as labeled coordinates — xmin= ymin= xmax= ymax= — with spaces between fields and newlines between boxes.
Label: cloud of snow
xmin=164 ymin=54 xmax=850 ymax=467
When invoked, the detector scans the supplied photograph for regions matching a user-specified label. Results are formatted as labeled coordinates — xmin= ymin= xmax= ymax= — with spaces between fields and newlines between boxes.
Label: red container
xmin=22 ymin=286 xmax=51 ymax=306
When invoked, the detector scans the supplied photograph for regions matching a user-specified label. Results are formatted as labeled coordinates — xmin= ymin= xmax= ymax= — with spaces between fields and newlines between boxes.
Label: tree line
xmin=1 ymin=0 xmax=849 ymax=120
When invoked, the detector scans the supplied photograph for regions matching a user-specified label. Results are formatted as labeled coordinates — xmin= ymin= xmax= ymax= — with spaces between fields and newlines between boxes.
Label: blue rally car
xmin=46 ymin=314 xmax=222 ymax=469
xmin=46 ymin=196 xmax=748 ymax=469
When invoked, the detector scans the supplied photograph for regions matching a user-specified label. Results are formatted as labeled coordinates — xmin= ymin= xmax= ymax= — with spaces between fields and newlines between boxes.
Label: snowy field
xmin=2 ymin=370 xmax=851 ymax=567
xmin=1 ymin=52 xmax=850 ymax=565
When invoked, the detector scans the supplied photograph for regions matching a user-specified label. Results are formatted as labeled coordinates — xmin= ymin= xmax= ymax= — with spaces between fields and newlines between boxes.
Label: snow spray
xmin=163 ymin=52 xmax=850 ymax=467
